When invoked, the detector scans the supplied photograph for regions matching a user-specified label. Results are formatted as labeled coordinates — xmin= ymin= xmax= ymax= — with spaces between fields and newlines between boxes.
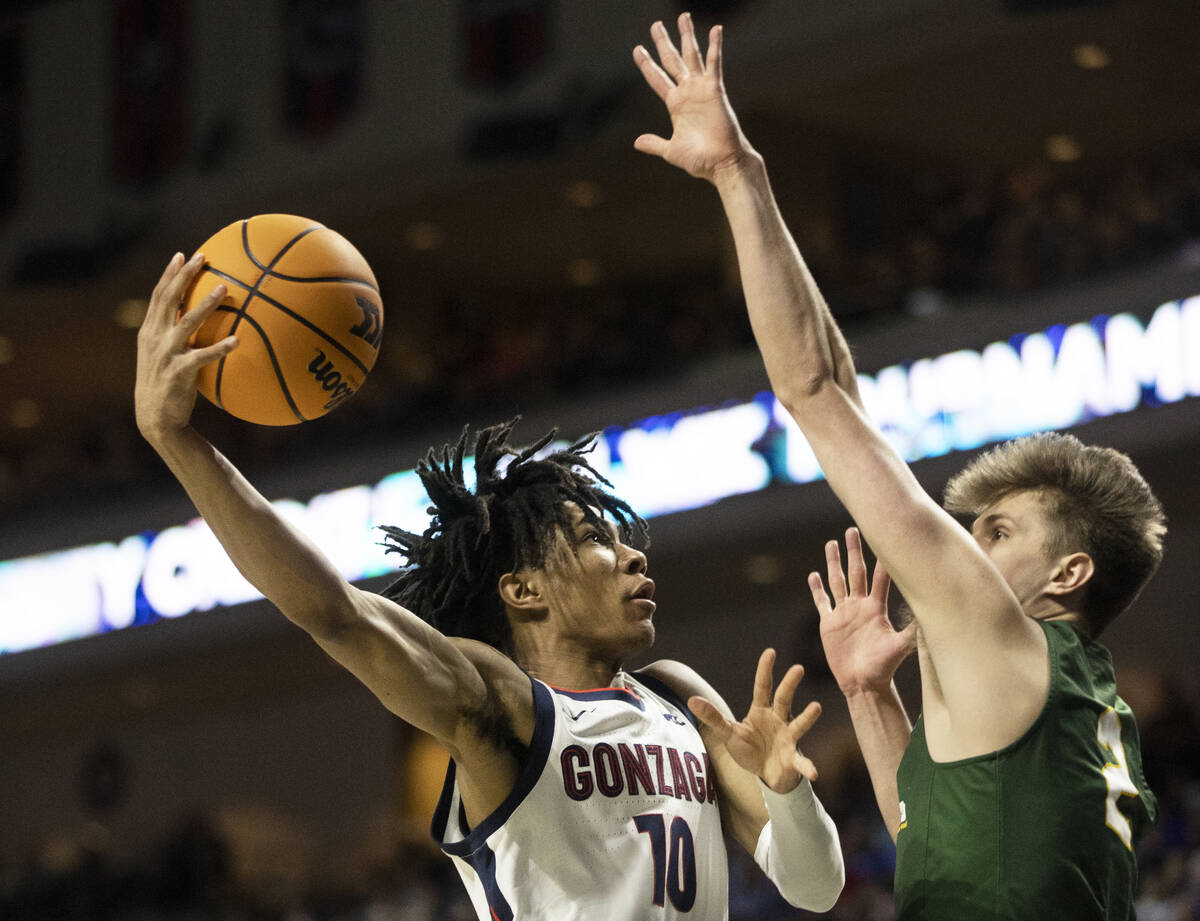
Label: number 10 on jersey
xmin=635 ymin=813 xmax=697 ymax=911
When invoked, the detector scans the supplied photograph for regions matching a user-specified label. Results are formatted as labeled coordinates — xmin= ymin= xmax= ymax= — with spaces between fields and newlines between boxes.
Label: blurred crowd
xmin=2 ymin=674 xmax=1197 ymax=921
xmin=3 ymin=141 xmax=1200 ymax=522
xmin=807 ymin=145 xmax=1200 ymax=320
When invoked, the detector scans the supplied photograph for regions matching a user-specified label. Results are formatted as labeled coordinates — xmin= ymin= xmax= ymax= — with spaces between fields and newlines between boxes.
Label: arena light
xmin=1072 ymin=43 xmax=1111 ymax=70
xmin=1 ymin=294 xmax=1197 ymax=655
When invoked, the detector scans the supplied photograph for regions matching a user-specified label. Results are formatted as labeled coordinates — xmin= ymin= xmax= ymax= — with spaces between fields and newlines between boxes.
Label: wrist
xmin=841 ymin=678 xmax=897 ymax=701
xmin=760 ymin=773 xmax=813 ymax=799
xmin=710 ymin=147 xmax=765 ymax=190
xmin=138 ymin=416 xmax=179 ymax=445
xmin=138 ymin=418 xmax=196 ymax=456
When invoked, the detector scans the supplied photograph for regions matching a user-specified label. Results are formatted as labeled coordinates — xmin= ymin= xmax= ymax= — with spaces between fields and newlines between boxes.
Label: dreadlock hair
xmin=379 ymin=419 xmax=648 ymax=654
xmin=943 ymin=432 xmax=1166 ymax=636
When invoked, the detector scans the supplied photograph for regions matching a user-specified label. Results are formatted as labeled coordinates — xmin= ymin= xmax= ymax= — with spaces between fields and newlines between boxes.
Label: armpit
xmin=459 ymin=695 xmax=529 ymax=765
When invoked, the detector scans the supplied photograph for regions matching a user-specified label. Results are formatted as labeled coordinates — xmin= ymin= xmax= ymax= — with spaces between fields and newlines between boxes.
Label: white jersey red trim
xmin=432 ymin=670 xmax=729 ymax=920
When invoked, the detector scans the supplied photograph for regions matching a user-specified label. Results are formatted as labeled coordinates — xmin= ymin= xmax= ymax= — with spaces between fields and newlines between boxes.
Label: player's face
xmin=970 ymin=489 xmax=1060 ymax=611
xmin=535 ymin=505 xmax=657 ymax=658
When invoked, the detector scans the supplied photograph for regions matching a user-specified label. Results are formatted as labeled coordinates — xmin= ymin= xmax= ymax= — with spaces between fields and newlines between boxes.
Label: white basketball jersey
xmin=431 ymin=670 xmax=729 ymax=920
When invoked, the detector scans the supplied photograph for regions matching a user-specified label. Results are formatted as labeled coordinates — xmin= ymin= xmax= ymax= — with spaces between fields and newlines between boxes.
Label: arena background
xmin=1 ymin=0 xmax=1198 ymax=918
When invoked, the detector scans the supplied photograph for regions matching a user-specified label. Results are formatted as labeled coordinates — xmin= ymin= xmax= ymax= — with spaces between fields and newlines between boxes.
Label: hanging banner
xmin=461 ymin=0 xmax=551 ymax=90
xmin=283 ymin=0 xmax=364 ymax=137
xmin=112 ymin=0 xmax=189 ymax=185
xmin=0 ymin=20 xmax=22 ymax=219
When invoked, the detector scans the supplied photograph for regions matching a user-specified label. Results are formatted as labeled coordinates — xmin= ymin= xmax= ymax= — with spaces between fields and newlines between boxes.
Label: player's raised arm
xmin=633 ymin=15 xmax=1045 ymax=743
xmin=134 ymin=253 xmax=530 ymax=762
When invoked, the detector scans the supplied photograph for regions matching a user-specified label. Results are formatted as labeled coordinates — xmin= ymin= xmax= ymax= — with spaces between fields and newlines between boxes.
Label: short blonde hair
xmin=944 ymin=432 xmax=1166 ymax=634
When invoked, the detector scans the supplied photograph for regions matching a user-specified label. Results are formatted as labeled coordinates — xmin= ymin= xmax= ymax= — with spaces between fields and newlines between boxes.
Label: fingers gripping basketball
xmin=183 ymin=213 xmax=383 ymax=425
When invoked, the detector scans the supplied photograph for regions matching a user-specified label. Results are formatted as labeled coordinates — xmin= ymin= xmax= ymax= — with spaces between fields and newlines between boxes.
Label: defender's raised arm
xmin=634 ymin=16 xmax=1046 ymax=754
xmin=632 ymin=17 xmax=860 ymax=406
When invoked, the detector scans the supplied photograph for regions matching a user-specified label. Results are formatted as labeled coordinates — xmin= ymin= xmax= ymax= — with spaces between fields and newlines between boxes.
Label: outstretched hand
xmin=809 ymin=528 xmax=916 ymax=697
xmin=632 ymin=12 xmax=755 ymax=181
xmin=134 ymin=252 xmax=237 ymax=443
xmin=689 ymin=648 xmax=821 ymax=793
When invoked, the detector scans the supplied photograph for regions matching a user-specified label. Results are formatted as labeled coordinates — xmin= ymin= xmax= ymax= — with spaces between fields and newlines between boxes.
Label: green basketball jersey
xmin=893 ymin=620 xmax=1156 ymax=920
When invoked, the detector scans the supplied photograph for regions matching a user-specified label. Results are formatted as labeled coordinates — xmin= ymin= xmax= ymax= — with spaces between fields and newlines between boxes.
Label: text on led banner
xmin=2 ymin=294 xmax=1197 ymax=654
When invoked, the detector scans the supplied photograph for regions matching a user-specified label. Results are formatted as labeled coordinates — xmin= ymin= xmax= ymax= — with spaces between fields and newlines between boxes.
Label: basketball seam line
xmin=215 ymin=222 xmax=324 ymax=412
xmin=230 ymin=218 xmax=374 ymax=292
xmin=202 ymin=265 xmax=373 ymax=377
xmin=267 ymin=271 xmax=379 ymax=293
xmin=240 ymin=218 xmax=323 ymax=272
xmin=236 ymin=217 xmax=379 ymax=292
xmin=211 ymin=305 xmax=307 ymax=423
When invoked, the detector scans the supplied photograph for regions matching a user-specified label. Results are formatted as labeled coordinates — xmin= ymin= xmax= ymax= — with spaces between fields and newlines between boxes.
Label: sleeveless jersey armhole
xmin=431 ymin=675 xmax=557 ymax=856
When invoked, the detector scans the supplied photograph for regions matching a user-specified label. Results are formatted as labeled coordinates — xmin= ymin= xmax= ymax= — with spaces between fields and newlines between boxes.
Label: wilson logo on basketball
xmin=308 ymin=350 xmax=358 ymax=410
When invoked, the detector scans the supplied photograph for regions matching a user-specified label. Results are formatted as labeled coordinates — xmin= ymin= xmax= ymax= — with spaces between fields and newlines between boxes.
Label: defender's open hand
xmin=689 ymin=648 xmax=821 ymax=793
xmin=633 ymin=12 xmax=755 ymax=182
xmin=809 ymin=528 xmax=916 ymax=697
xmin=135 ymin=252 xmax=237 ymax=441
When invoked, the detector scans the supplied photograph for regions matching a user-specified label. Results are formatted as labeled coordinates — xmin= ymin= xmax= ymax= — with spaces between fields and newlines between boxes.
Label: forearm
xmin=714 ymin=156 xmax=988 ymax=626
xmin=843 ymin=682 xmax=912 ymax=841
xmin=712 ymin=155 xmax=860 ymax=407
xmin=145 ymin=425 xmax=353 ymax=633
xmin=755 ymin=778 xmax=845 ymax=911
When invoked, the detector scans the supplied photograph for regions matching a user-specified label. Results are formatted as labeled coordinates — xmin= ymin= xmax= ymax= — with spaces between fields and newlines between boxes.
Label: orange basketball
xmin=183 ymin=214 xmax=383 ymax=425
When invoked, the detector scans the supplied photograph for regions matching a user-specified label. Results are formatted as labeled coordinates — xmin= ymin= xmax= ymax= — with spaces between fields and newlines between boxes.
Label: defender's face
xmin=536 ymin=505 xmax=656 ymax=657
xmin=970 ymin=489 xmax=1059 ymax=611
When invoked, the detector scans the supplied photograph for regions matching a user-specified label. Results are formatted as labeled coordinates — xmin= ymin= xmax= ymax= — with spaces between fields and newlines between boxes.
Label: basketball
xmin=182 ymin=214 xmax=383 ymax=425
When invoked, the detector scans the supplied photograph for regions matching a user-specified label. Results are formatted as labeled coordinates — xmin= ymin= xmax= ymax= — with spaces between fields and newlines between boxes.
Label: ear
xmin=1046 ymin=551 xmax=1095 ymax=597
xmin=498 ymin=570 xmax=548 ymax=618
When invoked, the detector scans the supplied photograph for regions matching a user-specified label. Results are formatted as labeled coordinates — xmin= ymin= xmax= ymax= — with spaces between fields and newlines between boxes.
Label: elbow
xmin=783 ymin=856 xmax=844 ymax=913
xmin=769 ymin=833 xmax=845 ymax=911
xmin=281 ymin=580 xmax=361 ymax=640
xmin=775 ymin=371 xmax=835 ymax=417
xmin=785 ymin=880 xmax=843 ymax=913
xmin=814 ymin=861 xmax=846 ymax=913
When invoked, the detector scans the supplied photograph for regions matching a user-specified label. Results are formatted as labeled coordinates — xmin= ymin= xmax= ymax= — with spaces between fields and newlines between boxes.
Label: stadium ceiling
xmin=0 ymin=0 xmax=1197 ymax=465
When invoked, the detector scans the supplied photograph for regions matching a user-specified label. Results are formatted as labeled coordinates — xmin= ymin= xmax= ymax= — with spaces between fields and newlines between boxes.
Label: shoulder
xmin=447 ymin=637 xmax=532 ymax=703
xmin=449 ymin=636 xmax=527 ymax=678
xmin=636 ymin=659 xmax=735 ymax=721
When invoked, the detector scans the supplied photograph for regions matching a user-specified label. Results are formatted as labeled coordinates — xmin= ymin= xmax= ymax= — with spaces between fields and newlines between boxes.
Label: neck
xmin=1026 ymin=595 xmax=1084 ymax=630
xmin=522 ymin=653 xmax=623 ymax=690
xmin=511 ymin=629 xmax=624 ymax=690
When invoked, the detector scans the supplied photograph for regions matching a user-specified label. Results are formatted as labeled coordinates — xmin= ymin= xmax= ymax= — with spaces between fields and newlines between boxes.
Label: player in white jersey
xmin=435 ymin=671 xmax=728 ymax=918
xmin=134 ymin=14 xmax=843 ymax=921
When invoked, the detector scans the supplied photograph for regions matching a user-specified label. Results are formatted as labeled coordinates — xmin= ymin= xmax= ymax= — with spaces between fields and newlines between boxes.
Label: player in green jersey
xmin=813 ymin=510 xmax=1158 ymax=919
xmin=635 ymin=13 xmax=1163 ymax=919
